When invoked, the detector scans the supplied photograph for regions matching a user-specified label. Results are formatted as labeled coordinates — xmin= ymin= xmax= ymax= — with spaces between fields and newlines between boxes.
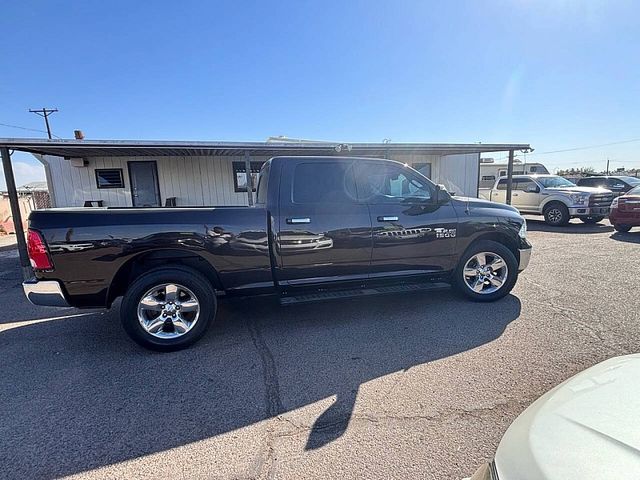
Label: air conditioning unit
xmin=68 ymin=157 xmax=88 ymax=167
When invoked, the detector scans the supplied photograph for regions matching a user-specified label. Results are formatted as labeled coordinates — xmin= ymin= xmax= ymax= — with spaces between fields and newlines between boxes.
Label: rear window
xmin=292 ymin=162 xmax=357 ymax=204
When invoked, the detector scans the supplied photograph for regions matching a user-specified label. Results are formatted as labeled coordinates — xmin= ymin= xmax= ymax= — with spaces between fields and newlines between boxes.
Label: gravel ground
xmin=1 ymin=218 xmax=638 ymax=480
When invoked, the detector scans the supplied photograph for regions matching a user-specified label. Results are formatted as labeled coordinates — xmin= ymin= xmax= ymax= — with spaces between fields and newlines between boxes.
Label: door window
xmin=357 ymin=163 xmax=433 ymax=203
xmin=515 ymin=180 xmax=538 ymax=192
xmin=292 ymin=162 xmax=358 ymax=204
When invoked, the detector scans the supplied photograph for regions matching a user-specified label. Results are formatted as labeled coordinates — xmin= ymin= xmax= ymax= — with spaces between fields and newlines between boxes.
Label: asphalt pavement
xmin=1 ymin=219 xmax=639 ymax=479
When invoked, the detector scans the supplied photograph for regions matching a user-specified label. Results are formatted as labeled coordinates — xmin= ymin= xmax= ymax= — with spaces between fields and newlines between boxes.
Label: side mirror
xmin=435 ymin=184 xmax=452 ymax=204
xmin=526 ymin=185 xmax=540 ymax=193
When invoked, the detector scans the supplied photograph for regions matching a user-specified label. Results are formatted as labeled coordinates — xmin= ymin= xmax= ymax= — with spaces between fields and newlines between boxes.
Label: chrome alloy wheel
xmin=136 ymin=283 xmax=200 ymax=339
xmin=463 ymin=252 xmax=509 ymax=294
xmin=547 ymin=208 xmax=563 ymax=224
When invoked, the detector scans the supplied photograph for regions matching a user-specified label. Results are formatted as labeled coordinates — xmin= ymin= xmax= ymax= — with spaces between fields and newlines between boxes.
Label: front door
xmin=129 ymin=161 xmax=161 ymax=207
xmin=355 ymin=160 xmax=459 ymax=278
xmin=512 ymin=177 xmax=542 ymax=212
xmin=275 ymin=159 xmax=372 ymax=286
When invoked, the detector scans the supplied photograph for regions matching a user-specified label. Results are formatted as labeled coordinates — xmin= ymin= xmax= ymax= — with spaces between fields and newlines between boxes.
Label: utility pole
xmin=29 ymin=107 xmax=58 ymax=139
xmin=606 ymin=158 xmax=610 ymax=175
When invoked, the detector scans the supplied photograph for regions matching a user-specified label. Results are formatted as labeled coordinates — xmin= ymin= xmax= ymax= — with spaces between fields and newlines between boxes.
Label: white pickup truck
xmin=479 ymin=174 xmax=614 ymax=226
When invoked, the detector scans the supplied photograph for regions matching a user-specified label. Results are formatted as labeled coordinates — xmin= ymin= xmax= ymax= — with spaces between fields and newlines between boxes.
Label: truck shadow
xmin=525 ymin=218 xmax=614 ymax=234
xmin=610 ymin=231 xmax=640 ymax=244
xmin=0 ymin=291 xmax=521 ymax=478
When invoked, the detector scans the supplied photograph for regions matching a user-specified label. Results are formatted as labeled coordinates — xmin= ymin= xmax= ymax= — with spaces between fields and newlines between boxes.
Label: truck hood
xmin=545 ymin=186 xmax=611 ymax=195
xmin=452 ymin=196 xmax=519 ymax=213
xmin=495 ymin=354 xmax=640 ymax=480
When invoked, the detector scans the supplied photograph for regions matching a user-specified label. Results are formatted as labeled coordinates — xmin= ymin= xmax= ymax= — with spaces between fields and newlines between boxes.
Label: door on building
xmin=128 ymin=161 xmax=161 ymax=207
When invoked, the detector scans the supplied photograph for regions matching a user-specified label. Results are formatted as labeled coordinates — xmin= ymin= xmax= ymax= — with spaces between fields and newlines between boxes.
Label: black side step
xmin=279 ymin=282 xmax=450 ymax=306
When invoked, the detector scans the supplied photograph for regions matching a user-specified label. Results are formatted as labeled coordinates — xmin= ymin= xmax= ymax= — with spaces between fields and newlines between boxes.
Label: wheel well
xmin=543 ymin=200 xmax=568 ymax=213
xmin=107 ymin=249 xmax=222 ymax=306
xmin=470 ymin=232 xmax=520 ymax=265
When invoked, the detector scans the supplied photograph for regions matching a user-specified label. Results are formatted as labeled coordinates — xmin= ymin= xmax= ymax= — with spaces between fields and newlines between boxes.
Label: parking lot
xmin=1 ymin=219 xmax=639 ymax=480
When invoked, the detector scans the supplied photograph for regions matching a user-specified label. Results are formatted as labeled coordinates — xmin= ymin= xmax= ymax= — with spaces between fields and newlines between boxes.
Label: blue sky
xmin=1 ymin=0 xmax=639 ymax=188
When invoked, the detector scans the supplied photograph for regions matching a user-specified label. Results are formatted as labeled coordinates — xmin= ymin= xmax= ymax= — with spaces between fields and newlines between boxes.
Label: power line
xmin=531 ymin=138 xmax=640 ymax=155
xmin=0 ymin=121 xmax=62 ymax=138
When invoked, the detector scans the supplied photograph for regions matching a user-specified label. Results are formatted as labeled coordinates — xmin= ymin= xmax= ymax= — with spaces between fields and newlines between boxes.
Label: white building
xmin=2 ymin=138 xmax=531 ymax=208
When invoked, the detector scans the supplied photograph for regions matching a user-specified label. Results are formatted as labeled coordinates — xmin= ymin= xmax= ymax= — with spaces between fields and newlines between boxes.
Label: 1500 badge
xmin=434 ymin=228 xmax=457 ymax=238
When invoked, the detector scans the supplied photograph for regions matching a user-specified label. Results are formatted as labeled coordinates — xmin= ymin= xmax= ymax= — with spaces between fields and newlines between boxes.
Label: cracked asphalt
xmin=1 ymin=219 xmax=639 ymax=480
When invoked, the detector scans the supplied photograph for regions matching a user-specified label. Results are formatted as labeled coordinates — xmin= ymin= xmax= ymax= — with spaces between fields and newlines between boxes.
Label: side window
xmin=496 ymin=179 xmax=509 ymax=190
xmin=482 ymin=175 xmax=496 ymax=181
xmin=530 ymin=166 xmax=538 ymax=173
xmin=515 ymin=180 xmax=537 ymax=192
xmin=292 ymin=162 xmax=357 ymax=204
xmin=357 ymin=163 xmax=433 ymax=203
xmin=607 ymin=179 xmax=625 ymax=190
xmin=578 ymin=178 xmax=593 ymax=186
xmin=413 ymin=162 xmax=432 ymax=179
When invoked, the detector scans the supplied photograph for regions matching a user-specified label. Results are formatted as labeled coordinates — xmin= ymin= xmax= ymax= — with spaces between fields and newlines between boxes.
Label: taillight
xmin=27 ymin=229 xmax=53 ymax=270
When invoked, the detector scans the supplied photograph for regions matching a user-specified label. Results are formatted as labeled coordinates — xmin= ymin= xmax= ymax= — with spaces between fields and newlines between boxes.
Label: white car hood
xmin=545 ymin=186 xmax=611 ymax=194
xmin=495 ymin=354 xmax=640 ymax=480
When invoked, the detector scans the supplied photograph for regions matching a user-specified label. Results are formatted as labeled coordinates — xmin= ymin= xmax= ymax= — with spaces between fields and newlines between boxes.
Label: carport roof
xmin=0 ymin=138 xmax=531 ymax=158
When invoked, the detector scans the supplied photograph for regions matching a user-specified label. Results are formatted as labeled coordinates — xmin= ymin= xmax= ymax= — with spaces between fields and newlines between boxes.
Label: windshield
xmin=536 ymin=176 xmax=576 ymax=188
xmin=628 ymin=185 xmax=640 ymax=195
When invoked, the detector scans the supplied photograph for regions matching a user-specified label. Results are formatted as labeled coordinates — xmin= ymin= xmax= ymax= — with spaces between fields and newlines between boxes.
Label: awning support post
xmin=1 ymin=147 xmax=32 ymax=280
xmin=244 ymin=151 xmax=254 ymax=206
xmin=506 ymin=149 xmax=515 ymax=205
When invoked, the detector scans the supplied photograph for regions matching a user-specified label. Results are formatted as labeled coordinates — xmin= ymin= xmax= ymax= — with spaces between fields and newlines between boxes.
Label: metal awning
xmin=0 ymin=137 xmax=532 ymax=280
xmin=0 ymin=138 xmax=531 ymax=158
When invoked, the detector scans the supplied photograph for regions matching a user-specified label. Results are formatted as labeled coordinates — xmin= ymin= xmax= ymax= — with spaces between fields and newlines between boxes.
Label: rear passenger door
xmin=355 ymin=161 xmax=459 ymax=278
xmin=275 ymin=159 xmax=372 ymax=286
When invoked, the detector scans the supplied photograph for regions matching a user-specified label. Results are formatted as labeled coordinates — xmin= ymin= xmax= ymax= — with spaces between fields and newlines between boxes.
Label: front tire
xmin=121 ymin=266 xmax=216 ymax=351
xmin=614 ymin=224 xmax=632 ymax=233
xmin=579 ymin=216 xmax=605 ymax=224
xmin=544 ymin=203 xmax=570 ymax=226
xmin=454 ymin=240 xmax=518 ymax=302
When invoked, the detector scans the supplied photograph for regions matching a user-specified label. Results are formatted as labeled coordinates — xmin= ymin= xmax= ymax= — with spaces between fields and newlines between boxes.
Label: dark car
xmin=23 ymin=156 xmax=532 ymax=351
xmin=609 ymin=185 xmax=640 ymax=232
xmin=577 ymin=175 xmax=640 ymax=196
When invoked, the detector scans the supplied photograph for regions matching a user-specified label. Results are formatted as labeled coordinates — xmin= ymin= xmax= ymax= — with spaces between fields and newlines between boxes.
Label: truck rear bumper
xmin=518 ymin=247 xmax=532 ymax=272
xmin=23 ymin=278 xmax=70 ymax=307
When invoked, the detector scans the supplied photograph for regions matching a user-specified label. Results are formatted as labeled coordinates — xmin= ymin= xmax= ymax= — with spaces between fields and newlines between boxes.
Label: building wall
xmin=40 ymin=153 xmax=479 ymax=208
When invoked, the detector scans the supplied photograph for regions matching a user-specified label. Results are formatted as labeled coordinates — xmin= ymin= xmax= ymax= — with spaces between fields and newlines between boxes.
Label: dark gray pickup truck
xmin=24 ymin=156 xmax=532 ymax=350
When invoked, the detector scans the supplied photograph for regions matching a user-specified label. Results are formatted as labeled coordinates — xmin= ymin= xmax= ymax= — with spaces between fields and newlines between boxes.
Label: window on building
xmin=233 ymin=161 xmax=265 ymax=192
xmin=482 ymin=175 xmax=496 ymax=181
xmin=95 ymin=169 xmax=124 ymax=189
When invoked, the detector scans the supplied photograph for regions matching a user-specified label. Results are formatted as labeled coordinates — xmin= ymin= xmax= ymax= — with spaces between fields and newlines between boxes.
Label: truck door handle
xmin=286 ymin=217 xmax=311 ymax=224
xmin=377 ymin=216 xmax=399 ymax=222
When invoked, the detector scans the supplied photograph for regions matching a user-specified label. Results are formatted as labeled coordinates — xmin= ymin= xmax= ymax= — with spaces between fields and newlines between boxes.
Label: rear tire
xmin=121 ymin=266 xmax=216 ymax=351
xmin=579 ymin=216 xmax=605 ymax=224
xmin=454 ymin=240 xmax=518 ymax=302
xmin=614 ymin=224 xmax=632 ymax=233
xmin=543 ymin=203 xmax=570 ymax=226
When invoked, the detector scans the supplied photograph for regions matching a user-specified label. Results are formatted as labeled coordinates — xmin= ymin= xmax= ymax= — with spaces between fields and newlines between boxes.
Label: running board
xmin=279 ymin=282 xmax=450 ymax=306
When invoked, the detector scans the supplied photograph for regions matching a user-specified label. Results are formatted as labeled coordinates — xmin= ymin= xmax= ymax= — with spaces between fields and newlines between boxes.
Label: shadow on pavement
xmin=0 ymin=290 xmax=521 ymax=478
xmin=526 ymin=218 xmax=613 ymax=234
xmin=610 ymin=231 xmax=640 ymax=243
